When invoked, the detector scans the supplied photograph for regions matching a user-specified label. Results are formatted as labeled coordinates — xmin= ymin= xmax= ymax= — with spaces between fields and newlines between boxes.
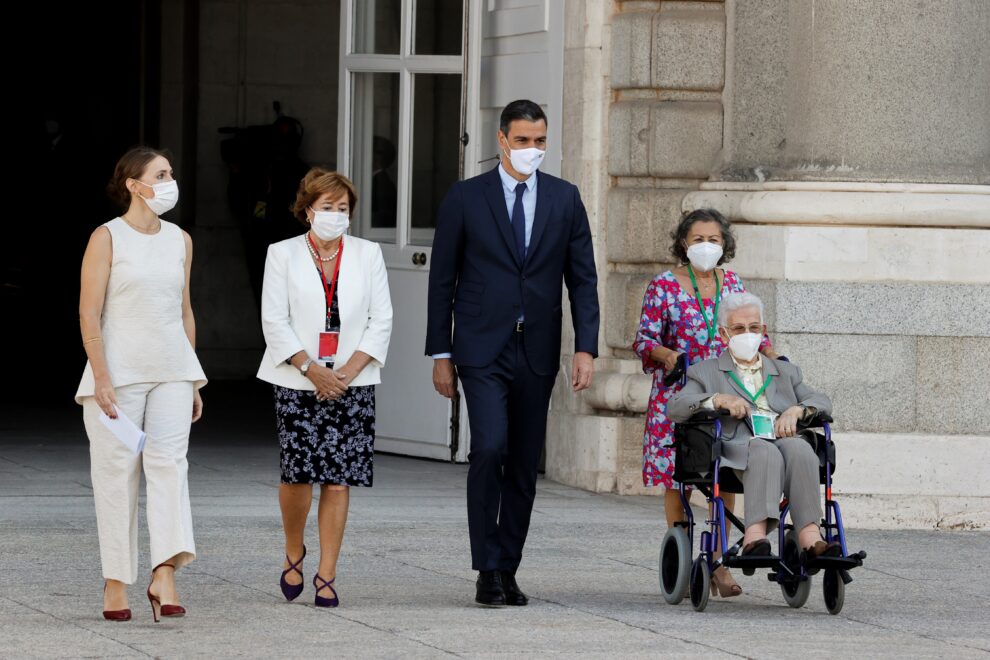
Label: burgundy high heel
xmin=102 ymin=583 xmax=131 ymax=621
xmin=147 ymin=563 xmax=186 ymax=622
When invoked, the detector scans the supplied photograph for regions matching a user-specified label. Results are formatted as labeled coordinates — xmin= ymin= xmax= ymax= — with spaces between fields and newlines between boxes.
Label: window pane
xmin=410 ymin=74 xmax=461 ymax=244
xmin=414 ymin=0 xmax=463 ymax=55
xmin=351 ymin=72 xmax=400 ymax=242
xmin=353 ymin=0 xmax=400 ymax=54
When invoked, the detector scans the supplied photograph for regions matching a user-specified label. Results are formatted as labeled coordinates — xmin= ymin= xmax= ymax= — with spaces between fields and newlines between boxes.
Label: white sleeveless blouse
xmin=75 ymin=218 xmax=207 ymax=403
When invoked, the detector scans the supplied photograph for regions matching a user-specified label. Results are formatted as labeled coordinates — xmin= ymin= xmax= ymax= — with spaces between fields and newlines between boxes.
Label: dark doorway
xmin=5 ymin=2 xmax=161 ymax=402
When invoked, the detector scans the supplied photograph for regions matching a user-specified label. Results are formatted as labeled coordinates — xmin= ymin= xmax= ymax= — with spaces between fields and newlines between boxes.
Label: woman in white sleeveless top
xmin=77 ymin=147 xmax=206 ymax=622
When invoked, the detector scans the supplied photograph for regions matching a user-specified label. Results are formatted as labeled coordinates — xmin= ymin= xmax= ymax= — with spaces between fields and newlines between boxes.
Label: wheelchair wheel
xmin=659 ymin=526 xmax=692 ymax=604
xmin=780 ymin=529 xmax=811 ymax=608
xmin=689 ymin=555 xmax=711 ymax=612
xmin=823 ymin=568 xmax=845 ymax=615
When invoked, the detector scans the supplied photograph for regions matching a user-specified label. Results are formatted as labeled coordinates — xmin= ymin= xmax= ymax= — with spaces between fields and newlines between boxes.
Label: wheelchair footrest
xmin=767 ymin=572 xmax=806 ymax=582
xmin=723 ymin=555 xmax=780 ymax=571
xmin=806 ymin=553 xmax=865 ymax=571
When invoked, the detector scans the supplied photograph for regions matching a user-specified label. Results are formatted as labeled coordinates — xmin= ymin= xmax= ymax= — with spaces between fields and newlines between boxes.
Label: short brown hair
xmin=292 ymin=168 xmax=359 ymax=226
xmin=106 ymin=146 xmax=172 ymax=210
xmin=669 ymin=208 xmax=736 ymax=265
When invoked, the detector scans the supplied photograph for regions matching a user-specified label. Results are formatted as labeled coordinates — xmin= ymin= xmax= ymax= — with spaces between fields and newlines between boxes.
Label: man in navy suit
xmin=426 ymin=100 xmax=600 ymax=607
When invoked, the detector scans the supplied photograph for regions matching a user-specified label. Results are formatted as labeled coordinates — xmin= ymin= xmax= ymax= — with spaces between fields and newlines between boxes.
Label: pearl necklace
xmin=307 ymin=238 xmax=340 ymax=263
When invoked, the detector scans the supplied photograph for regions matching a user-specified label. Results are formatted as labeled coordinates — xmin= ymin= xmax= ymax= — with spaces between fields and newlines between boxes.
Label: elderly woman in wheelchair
xmin=661 ymin=292 xmax=865 ymax=613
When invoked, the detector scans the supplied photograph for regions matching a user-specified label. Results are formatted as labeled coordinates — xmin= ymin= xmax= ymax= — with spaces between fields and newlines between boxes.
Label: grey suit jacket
xmin=667 ymin=352 xmax=832 ymax=471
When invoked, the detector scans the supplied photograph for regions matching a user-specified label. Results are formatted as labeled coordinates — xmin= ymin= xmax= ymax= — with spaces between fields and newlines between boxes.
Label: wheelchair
xmin=657 ymin=409 xmax=867 ymax=614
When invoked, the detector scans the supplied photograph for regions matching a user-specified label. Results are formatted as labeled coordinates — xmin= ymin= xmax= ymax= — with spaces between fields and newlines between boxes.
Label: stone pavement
xmin=0 ymin=385 xmax=987 ymax=659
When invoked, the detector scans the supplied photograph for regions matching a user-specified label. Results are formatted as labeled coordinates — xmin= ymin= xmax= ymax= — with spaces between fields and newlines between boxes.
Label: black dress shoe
xmin=475 ymin=571 xmax=506 ymax=607
xmin=741 ymin=539 xmax=772 ymax=557
xmin=804 ymin=540 xmax=843 ymax=560
xmin=740 ymin=538 xmax=772 ymax=576
xmin=800 ymin=540 xmax=842 ymax=575
xmin=499 ymin=571 xmax=528 ymax=606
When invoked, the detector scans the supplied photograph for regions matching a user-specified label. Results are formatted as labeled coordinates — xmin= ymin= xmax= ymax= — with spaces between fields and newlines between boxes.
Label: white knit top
xmin=75 ymin=218 xmax=207 ymax=403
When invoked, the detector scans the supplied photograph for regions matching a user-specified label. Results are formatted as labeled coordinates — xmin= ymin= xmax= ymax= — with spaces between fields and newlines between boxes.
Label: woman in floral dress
xmin=633 ymin=208 xmax=774 ymax=598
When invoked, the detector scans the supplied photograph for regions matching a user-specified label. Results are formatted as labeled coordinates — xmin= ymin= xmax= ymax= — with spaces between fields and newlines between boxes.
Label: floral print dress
xmin=632 ymin=269 xmax=769 ymax=488
xmin=274 ymin=264 xmax=376 ymax=487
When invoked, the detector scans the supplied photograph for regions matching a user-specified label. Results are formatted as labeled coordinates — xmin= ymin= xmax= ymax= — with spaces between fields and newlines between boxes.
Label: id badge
xmin=751 ymin=412 xmax=777 ymax=440
xmin=318 ymin=331 xmax=339 ymax=362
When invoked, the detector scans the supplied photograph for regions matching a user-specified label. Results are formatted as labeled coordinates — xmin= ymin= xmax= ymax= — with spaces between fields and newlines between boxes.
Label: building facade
xmin=153 ymin=0 xmax=988 ymax=528
xmin=549 ymin=0 xmax=989 ymax=530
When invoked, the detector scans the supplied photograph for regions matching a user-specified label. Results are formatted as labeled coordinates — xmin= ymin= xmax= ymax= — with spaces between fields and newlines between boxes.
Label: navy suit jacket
xmin=425 ymin=166 xmax=599 ymax=376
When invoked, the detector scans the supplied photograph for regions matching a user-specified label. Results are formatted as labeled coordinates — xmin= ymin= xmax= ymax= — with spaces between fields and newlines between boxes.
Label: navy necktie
xmin=511 ymin=182 xmax=527 ymax=262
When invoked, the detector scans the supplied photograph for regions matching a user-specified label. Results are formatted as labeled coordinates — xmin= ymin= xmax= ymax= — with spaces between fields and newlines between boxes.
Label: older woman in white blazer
xmin=257 ymin=168 xmax=392 ymax=608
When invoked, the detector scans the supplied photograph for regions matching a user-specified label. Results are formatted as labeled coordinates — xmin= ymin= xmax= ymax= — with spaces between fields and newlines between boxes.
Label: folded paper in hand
xmin=99 ymin=405 xmax=147 ymax=454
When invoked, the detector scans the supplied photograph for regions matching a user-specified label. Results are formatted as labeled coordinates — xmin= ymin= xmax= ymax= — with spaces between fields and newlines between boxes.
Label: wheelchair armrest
xmin=680 ymin=409 xmax=724 ymax=424
xmin=798 ymin=411 xmax=833 ymax=429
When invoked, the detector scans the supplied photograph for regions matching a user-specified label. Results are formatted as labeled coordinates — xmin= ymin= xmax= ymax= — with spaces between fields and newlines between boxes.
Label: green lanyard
xmin=728 ymin=371 xmax=773 ymax=403
xmin=688 ymin=265 xmax=720 ymax=343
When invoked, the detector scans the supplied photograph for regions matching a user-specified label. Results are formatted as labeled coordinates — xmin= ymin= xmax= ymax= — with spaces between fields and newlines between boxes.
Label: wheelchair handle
xmin=662 ymin=352 xmax=689 ymax=387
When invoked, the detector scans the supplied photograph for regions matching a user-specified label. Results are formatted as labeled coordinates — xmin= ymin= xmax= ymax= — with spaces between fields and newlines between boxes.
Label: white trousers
xmin=82 ymin=381 xmax=197 ymax=584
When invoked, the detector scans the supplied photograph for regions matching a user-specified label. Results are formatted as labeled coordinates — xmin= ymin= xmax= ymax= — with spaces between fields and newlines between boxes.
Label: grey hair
xmin=717 ymin=292 xmax=765 ymax=328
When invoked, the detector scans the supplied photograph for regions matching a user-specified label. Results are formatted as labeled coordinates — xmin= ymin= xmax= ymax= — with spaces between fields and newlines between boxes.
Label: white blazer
xmin=256 ymin=234 xmax=393 ymax=389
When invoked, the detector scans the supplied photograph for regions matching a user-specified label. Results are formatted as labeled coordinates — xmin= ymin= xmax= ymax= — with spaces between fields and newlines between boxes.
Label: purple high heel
xmin=313 ymin=573 xmax=339 ymax=608
xmin=280 ymin=545 xmax=306 ymax=601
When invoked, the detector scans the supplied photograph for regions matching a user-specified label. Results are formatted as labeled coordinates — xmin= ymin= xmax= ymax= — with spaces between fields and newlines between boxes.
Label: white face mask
xmin=310 ymin=209 xmax=350 ymax=241
xmin=727 ymin=332 xmax=762 ymax=362
xmin=505 ymin=146 xmax=546 ymax=176
xmin=135 ymin=180 xmax=179 ymax=215
xmin=686 ymin=242 xmax=723 ymax=272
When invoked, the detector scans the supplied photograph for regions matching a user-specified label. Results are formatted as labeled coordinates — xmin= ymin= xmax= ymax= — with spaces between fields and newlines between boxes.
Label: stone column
xmin=549 ymin=0 xmax=729 ymax=495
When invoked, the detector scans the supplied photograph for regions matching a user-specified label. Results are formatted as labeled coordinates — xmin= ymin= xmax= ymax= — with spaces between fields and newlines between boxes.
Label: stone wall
xmin=550 ymin=0 xmax=731 ymax=497
xmin=548 ymin=0 xmax=990 ymax=529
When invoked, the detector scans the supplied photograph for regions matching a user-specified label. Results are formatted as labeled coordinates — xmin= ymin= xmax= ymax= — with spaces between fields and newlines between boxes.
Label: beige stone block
xmin=772 ymin=333 xmax=916 ymax=434
xmin=731 ymin=225 xmax=990 ymax=285
xmin=605 ymin=272 xmax=655 ymax=351
xmin=724 ymin=0 xmax=990 ymax=183
xmin=833 ymin=432 xmax=990 ymax=498
xmin=545 ymin=413 xmax=621 ymax=493
xmin=649 ymin=101 xmax=722 ymax=178
xmin=652 ymin=8 xmax=724 ymax=90
xmin=916 ymin=337 xmax=990 ymax=435
xmin=610 ymin=11 xmax=655 ymax=89
xmin=606 ymin=188 xmax=687 ymax=263
xmin=616 ymin=415 xmax=651 ymax=496
xmin=772 ymin=281 xmax=990 ymax=338
xmin=608 ymin=100 xmax=653 ymax=176
xmin=831 ymin=494 xmax=988 ymax=530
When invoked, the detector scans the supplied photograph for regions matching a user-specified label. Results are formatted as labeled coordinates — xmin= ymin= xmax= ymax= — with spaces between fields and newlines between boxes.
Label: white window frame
xmin=338 ymin=0 xmax=465 ymax=247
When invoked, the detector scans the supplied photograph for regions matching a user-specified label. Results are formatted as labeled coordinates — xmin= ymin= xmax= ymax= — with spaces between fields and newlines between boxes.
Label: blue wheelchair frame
xmin=671 ymin=411 xmax=867 ymax=613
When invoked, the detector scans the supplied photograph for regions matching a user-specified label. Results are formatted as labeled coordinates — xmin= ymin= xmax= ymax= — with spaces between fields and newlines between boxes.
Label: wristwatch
xmin=299 ymin=358 xmax=314 ymax=376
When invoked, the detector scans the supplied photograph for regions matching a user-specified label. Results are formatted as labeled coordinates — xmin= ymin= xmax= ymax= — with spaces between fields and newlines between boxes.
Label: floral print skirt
xmin=273 ymin=384 xmax=376 ymax=486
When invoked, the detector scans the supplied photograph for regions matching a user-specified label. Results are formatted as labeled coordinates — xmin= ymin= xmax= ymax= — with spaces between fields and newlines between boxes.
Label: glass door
xmin=338 ymin=0 xmax=476 ymax=460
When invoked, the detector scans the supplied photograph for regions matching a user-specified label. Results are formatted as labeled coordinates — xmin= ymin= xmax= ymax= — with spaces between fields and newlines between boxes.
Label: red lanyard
xmin=308 ymin=234 xmax=344 ymax=313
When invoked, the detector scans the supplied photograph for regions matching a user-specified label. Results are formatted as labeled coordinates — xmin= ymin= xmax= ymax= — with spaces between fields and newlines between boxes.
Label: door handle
xmin=412 ymin=252 xmax=427 ymax=266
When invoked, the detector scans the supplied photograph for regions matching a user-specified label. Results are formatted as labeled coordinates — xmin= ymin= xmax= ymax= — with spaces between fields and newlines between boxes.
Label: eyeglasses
xmin=725 ymin=324 xmax=763 ymax=334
